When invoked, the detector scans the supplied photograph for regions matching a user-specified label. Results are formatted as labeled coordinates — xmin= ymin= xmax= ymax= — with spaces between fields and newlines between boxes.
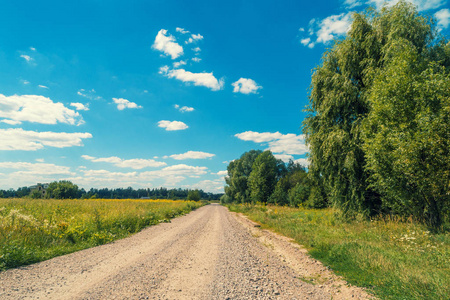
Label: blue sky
xmin=0 ymin=0 xmax=449 ymax=193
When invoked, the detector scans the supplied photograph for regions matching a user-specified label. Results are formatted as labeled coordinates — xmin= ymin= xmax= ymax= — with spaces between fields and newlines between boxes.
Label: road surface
xmin=0 ymin=204 xmax=372 ymax=299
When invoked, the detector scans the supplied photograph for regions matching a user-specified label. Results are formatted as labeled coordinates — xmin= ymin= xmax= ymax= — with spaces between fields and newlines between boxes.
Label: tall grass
xmin=227 ymin=204 xmax=450 ymax=300
xmin=0 ymin=198 xmax=203 ymax=271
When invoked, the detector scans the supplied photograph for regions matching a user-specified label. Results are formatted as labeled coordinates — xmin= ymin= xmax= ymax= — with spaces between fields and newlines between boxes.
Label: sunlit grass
xmin=227 ymin=204 xmax=450 ymax=300
xmin=0 ymin=198 xmax=203 ymax=271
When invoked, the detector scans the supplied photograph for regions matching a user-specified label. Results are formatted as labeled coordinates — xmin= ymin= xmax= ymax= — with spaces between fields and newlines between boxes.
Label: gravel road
xmin=0 ymin=204 xmax=373 ymax=299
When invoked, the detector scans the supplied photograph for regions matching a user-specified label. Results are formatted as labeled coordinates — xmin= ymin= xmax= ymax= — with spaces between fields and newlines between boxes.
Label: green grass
xmin=0 ymin=198 xmax=203 ymax=271
xmin=227 ymin=204 xmax=450 ymax=300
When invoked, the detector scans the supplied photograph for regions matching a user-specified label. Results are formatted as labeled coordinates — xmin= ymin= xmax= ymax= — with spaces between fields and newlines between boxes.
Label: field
xmin=0 ymin=198 xmax=203 ymax=271
xmin=227 ymin=204 xmax=450 ymax=300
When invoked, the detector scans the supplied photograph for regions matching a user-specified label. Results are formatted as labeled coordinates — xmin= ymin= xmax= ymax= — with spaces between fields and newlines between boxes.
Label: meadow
xmin=227 ymin=204 xmax=450 ymax=300
xmin=0 ymin=198 xmax=203 ymax=271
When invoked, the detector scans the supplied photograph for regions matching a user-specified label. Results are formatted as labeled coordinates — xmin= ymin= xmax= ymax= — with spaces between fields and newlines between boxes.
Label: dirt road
xmin=0 ymin=204 xmax=372 ymax=299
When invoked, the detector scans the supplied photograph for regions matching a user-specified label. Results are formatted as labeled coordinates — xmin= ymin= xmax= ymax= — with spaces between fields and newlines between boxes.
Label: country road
xmin=0 ymin=204 xmax=372 ymax=299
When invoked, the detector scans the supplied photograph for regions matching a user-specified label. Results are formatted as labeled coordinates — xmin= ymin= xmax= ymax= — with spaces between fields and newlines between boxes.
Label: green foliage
xmin=248 ymin=151 xmax=278 ymax=203
xmin=47 ymin=181 xmax=79 ymax=199
xmin=187 ymin=189 xmax=201 ymax=201
xmin=363 ymin=39 xmax=450 ymax=227
xmin=303 ymin=1 xmax=448 ymax=224
xmin=225 ymin=150 xmax=262 ymax=203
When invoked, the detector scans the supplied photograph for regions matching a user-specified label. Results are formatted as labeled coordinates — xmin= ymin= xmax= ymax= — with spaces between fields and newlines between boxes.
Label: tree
xmin=303 ymin=1 xmax=435 ymax=217
xmin=363 ymin=39 xmax=450 ymax=227
xmin=187 ymin=189 xmax=201 ymax=201
xmin=248 ymin=151 xmax=278 ymax=203
xmin=46 ymin=181 xmax=79 ymax=199
xmin=225 ymin=150 xmax=262 ymax=203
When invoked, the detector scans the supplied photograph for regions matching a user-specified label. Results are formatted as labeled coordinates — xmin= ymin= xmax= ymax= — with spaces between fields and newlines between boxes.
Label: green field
xmin=227 ymin=204 xmax=450 ymax=300
xmin=0 ymin=198 xmax=203 ymax=271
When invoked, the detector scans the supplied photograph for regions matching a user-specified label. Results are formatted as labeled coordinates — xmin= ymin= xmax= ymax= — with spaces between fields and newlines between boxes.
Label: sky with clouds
xmin=0 ymin=0 xmax=449 ymax=193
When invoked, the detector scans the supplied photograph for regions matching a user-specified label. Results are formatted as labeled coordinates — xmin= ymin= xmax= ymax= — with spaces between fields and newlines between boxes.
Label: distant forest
xmin=0 ymin=185 xmax=223 ymax=201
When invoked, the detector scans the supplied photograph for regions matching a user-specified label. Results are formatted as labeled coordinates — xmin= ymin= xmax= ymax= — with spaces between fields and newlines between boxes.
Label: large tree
xmin=225 ymin=150 xmax=262 ymax=203
xmin=303 ymin=1 xmax=437 ymax=217
xmin=248 ymin=151 xmax=278 ymax=203
xmin=363 ymin=39 xmax=450 ymax=227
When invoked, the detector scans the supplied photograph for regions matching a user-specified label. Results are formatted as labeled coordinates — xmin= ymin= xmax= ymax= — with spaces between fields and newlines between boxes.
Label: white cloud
xmin=1 ymin=119 xmax=21 ymax=125
xmin=112 ymin=98 xmax=142 ymax=110
xmin=192 ymin=57 xmax=202 ymax=63
xmin=192 ymin=47 xmax=201 ymax=52
xmin=30 ymin=47 xmax=36 ymax=51
xmin=274 ymin=154 xmax=294 ymax=162
xmin=367 ymin=0 xmax=446 ymax=11
xmin=344 ymin=0 xmax=363 ymax=8
xmin=0 ymin=94 xmax=84 ymax=125
xmin=21 ymin=80 xmax=30 ymax=85
xmin=184 ymin=179 xmax=225 ymax=193
xmin=35 ymin=158 xmax=45 ymax=162
xmin=435 ymin=9 xmax=450 ymax=29
xmin=0 ymin=161 xmax=73 ymax=176
xmin=152 ymin=29 xmax=184 ymax=59
xmin=169 ymin=151 xmax=215 ymax=160
xmin=159 ymin=66 xmax=224 ymax=91
xmin=186 ymin=33 xmax=204 ymax=44
xmin=235 ymin=131 xmax=309 ymax=155
xmin=0 ymin=128 xmax=92 ymax=151
xmin=174 ymin=104 xmax=194 ymax=112
xmin=176 ymin=27 xmax=190 ymax=34
xmin=232 ymin=78 xmax=262 ymax=94
xmin=215 ymin=170 xmax=228 ymax=176
xmin=82 ymin=155 xmax=166 ymax=169
xmin=173 ymin=60 xmax=187 ymax=68
xmin=295 ymin=158 xmax=310 ymax=167
xmin=300 ymin=37 xmax=311 ymax=46
xmin=70 ymin=102 xmax=89 ymax=111
xmin=20 ymin=54 xmax=32 ymax=62
xmin=38 ymin=85 xmax=49 ymax=89
xmin=158 ymin=120 xmax=189 ymax=131
xmin=316 ymin=12 xmax=352 ymax=43
xmin=77 ymin=89 xmax=101 ymax=100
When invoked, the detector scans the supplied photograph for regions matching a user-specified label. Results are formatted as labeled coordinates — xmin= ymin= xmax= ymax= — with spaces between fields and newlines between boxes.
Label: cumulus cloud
xmin=192 ymin=57 xmax=202 ymax=63
xmin=70 ymin=102 xmax=89 ymax=111
xmin=317 ymin=12 xmax=352 ymax=43
xmin=192 ymin=47 xmax=201 ymax=52
xmin=235 ymin=131 xmax=309 ymax=155
xmin=274 ymin=154 xmax=294 ymax=162
xmin=435 ymin=9 xmax=450 ymax=29
xmin=77 ymin=89 xmax=101 ymax=100
xmin=112 ymin=98 xmax=142 ymax=110
xmin=152 ymin=29 xmax=184 ymax=59
xmin=232 ymin=78 xmax=262 ymax=94
xmin=173 ymin=60 xmax=187 ymax=68
xmin=158 ymin=120 xmax=188 ymax=131
xmin=159 ymin=66 xmax=224 ymax=91
xmin=215 ymin=170 xmax=228 ymax=176
xmin=184 ymin=179 xmax=225 ymax=192
xmin=0 ymin=128 xmax=92 ymax=151
xmin=295 ymin=158 xmax=310 ymax=167
xmin=176 ymin=27 xmax=190 ymax=34
xmin=0 ymin=94 xmax=84 ymax=125
xmin=186 ymin=33 xmax=204 ymax=44
xmin=81 ymin=155 xmax=166 ymax=169
xmin=20 ymin=54 xmax=33 ymax=62
xmin=0 ymin=161 xmax=73 ymax=175
xmin=367 ymin=0 xmax=446 ymax=11
xmin=174 ymin=104 xmax=194 ymax=112
xmin=168 ymin=151 xmax=215 ymax=160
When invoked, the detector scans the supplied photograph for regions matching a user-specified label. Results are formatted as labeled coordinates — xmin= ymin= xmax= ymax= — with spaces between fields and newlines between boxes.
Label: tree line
xmin=0 ymin=181 xmax=221 ymax=201
xmin=222 ymin=150 xmax=319 ymax=208
xmin=225 ymin=1 xmax=449 ymax=228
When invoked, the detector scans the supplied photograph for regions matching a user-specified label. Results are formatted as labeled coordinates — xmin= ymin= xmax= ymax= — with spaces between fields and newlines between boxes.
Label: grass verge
xmin=227 ymin=204 xmax=449 ymax=300
xmin=0 ymin=198 xmax=203 ymax=271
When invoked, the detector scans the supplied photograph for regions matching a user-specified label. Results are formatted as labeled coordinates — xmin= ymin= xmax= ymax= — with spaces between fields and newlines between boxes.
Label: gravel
xmin=0 ymin=204 xmax=374 ymax=299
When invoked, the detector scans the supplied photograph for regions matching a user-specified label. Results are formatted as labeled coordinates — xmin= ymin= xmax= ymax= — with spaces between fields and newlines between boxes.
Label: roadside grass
xmin=227 ymin=204 xmax=450 ymax=300
xmin=0 ymin=198 xmax=203 ymax=271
